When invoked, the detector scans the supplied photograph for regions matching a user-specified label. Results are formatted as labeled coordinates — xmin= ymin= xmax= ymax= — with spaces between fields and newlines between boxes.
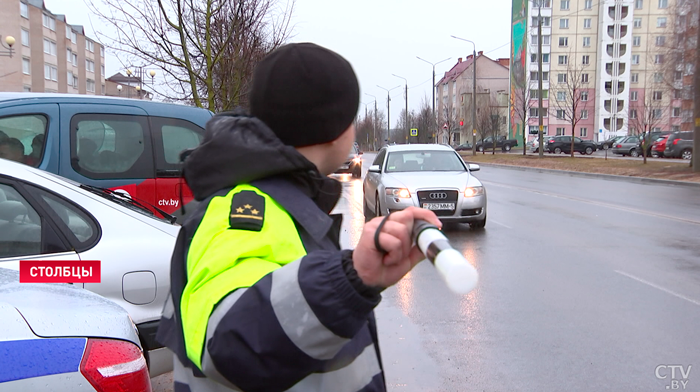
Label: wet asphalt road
xmin=154 ymin=155 xmax=700 ymax=392
xmin=331 ymin=154 xmax=700 ymax=392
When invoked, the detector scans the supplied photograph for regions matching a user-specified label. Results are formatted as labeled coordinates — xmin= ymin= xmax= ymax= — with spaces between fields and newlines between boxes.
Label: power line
xmin=484 ymin=42 xmax=511 ymax=54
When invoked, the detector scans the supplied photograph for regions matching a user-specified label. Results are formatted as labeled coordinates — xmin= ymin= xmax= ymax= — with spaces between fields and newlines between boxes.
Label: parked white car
xmin=0 ymin=158 xmax=178 ymax=376
xmin=0 ymin=268 xmax=152 ymax=391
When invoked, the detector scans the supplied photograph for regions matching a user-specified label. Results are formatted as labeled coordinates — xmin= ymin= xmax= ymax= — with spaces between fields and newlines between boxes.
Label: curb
xmin=466 ymin=161 xmax=700 ymax=189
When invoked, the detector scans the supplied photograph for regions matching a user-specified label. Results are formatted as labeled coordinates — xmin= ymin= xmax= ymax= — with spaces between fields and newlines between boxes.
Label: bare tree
xmin=549 ymin=56 xmax=590 ymax=157
xmin=414 ymin=97 xmax=436 ymax=144
xmin=512 ymin=73 xmax=537 ymax=155
xmin=476 ymin=99 xmax=505 ymax=155
xmin=440 ymin=102 xmax=460 ymax=146
xmin=87 ymin=0 xmax=295 ymax=111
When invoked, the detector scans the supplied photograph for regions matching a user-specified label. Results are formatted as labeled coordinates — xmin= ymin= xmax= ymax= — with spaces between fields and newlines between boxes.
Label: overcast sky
xmin=44 ymin=0 xmax=512 ymax=127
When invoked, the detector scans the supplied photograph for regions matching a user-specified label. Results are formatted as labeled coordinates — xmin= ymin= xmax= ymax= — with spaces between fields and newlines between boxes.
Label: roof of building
xmin=107 ymin=73 xmax=144 ymax=84
xmin=435 ymin=53 xmax=510 ymax=86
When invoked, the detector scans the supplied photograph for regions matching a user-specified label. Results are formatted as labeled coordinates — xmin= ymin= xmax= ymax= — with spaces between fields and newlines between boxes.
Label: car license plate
xmin=422 ymin=203 xmax=455 ymax=210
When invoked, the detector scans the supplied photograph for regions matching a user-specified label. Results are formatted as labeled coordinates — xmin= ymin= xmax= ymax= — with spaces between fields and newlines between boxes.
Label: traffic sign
xmin=410 ymin=128 xmax=418 ymax=136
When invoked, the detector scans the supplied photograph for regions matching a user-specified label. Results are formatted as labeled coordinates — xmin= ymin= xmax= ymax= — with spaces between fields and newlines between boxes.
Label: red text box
xmin=20 ymin=260 xmax=101 ymax=283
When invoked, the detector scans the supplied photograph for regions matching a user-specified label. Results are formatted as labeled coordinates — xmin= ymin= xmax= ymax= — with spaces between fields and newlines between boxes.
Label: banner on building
xmin=509 ymin=0 xmax=528 ymax=140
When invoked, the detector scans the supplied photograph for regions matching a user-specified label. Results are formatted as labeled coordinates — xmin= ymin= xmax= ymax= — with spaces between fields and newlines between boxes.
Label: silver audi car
xmin=362 ymin=144 xmax=487 ymax=229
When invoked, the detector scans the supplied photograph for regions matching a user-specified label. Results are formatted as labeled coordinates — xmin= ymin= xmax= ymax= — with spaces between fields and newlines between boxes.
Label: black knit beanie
xmin=249 ymin=43 xmax=360 ymax=147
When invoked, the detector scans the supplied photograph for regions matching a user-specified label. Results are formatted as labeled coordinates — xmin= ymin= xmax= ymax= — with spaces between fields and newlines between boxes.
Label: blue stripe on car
xmin=0 ymin=338 xmax=86 ymax=383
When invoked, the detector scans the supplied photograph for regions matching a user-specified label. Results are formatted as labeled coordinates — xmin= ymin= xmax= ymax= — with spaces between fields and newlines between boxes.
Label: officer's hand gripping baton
xmin=412 ymin=220 xmax=479 ymax=295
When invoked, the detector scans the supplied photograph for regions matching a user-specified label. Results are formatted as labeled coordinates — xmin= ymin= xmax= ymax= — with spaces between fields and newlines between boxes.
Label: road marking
xmin=483 ymin=180 xmax=700 ymax=226
xmin=615 ymin=270 xmax=700 ymax=306
xmin=490 ymin=219 xmax=512 ymax=229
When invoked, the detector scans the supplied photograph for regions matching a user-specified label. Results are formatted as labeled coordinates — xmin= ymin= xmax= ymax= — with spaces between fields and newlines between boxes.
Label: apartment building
xmin=520 ymin=0 xmax=695 ymax=141
xmin=435 ymin=53 xmax=510 ymax=145
xmin=0 ymin=0 xmax=105 ymax=95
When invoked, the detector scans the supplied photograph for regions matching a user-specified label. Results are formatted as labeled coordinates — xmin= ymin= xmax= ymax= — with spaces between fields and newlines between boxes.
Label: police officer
xmin=156 ymin=43 xmax=441 ymax=392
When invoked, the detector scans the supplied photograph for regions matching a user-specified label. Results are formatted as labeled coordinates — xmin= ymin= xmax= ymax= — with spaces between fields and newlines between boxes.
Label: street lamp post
xmin=126 ymin=69 xmax=133 ymax=98
xmin=377 ymin=85 xmax=402 ymax=144
xmin=392 ymin=74 xmax=409 ymax=143
xmin=117 ymin=84 xmax=122 ymax=96
xmin=0 ymin=35 xmax=16 ymax=58
xmin=365 ymin=93 xmax=378 ymax=151
xmin=417 ymin=56 xmax=451 ymax=144
xmin=451 ymin=36 xmax=478 ymax=156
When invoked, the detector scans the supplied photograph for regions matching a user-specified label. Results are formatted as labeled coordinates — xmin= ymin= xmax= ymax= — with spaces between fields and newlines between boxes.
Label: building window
xmin=631 ymin=73 xmax=639 ymax=83
xmin=67 ymin=49 xmax=72 ymax=63
xmin=583 ymin=18 xmax=591 ymax=28
xmin=655 ymin=36 xmax=665 ymax=46
xmin=560 ymin=19 xmax=569 ymax=28
xmin=657 ymin=17 xmax=667 ymax=28
xmin=22 ymin=58 xmax=30 ymax=75
xmin=534 ymin=0 xmax=552 ymax=7
xmin=635 ymin=0 xmax=643 ymax=8
xmin=561 ymin=0 xmax=570 ymax=10
xmin=584 ymin=0 xmax=592 ymax=9
xmin=674 ymin=89 xmax=681 ymax=98
xmin=20 ymin=2 xmax=28 ymax=18
xmin=581 ymin=110 xmax=589 ymax=119
xmin=580 ymin=127 xmax=588 ymax=137
xmin=72 ymin=53 xmax=78 ymax=66
xmin=23 ymin=86 xmax=31 ymax=92
xmin=557 ymin=91 xmax=566 ymax=101
xmin=630 ymin=109 xmax=637 ymax=119
xmin=43 ymin=14 xmax=56 ymax=31
xmin=44 ymin=64 xmax=58 ymax=81
xmin=655 ymin=54 xmax=664 ymax=64
xmin=101 ymin=65 xmax=105 ymax=75
xmin=556 ymin=127 xmax=565 ymax=135
xmin=583 ymin=37 xmax=591 ymax=47
xmin=632 ymin=55 xmax=640 ymax=64
xmin=543 ymin=36 xmax=551 ymax=45
xmin=581 ymin=91 xmax=589 ymax=101
xmin=86 ymin=40 xmax=94 ymax=53
xmin=87 ymin=79 xmax=95 ymax=92
xmin=100 ymin=47 xmax=105 ymax=57
xmin=559 ymin=37 xmax=568 ymax=47
xmin=531 ymin=53 xmax=550 ymax=63
xmin=653 ymin=72 xmax=663 ymax=82
xmin=633 ymin=36 xmax=641 ymax=46
xmin=529 ymin=108 xmax=540 ymax=117
xmin=658 ymin=0 xmax=667 ymax=8
xmin=530 ymin=71 xmax=549 ymax=80
xmin=634 ymin=18 xmax=642 ymax=28
xmin=556 ymin=110 xmax=565 ymax=119
xmin=66 ymin=25 xmax=72 ymax=37
xmin=674 ymin=71 xmax=682 ymax=81
xmin=532 ymin=16 xmax=551 ymax=27
xmin=652 ymin=109 xmax=662 ymax=119
xmin=67 ymin=72 xmax=74 ymax=88
xmin=652 ymin=91 xmax=662 ymax=100
xmin=558 ymin=73 xmax=567 ymax=83
xmin=558 ymin=55 xmax=568 ymax=65
xmin=21 ymin=29 xmax=29 ymax=47
xmin=43 ymin=39 xmax=57 ymax=56
xmin=672 ymin=125 xmax=680 ymax=132
xmin=631 ymin=91 xmax=638 ymax=101
xmin=672 ymin=107 xmax=681 ymax=117
xmin=102 ymin=84 xmax=105 ymax=95
xmin=86 ymin=60 xmax=95 ymax=72
xmin=582 ymin=55 xmax=590 ymax=65
xmin=71 ymin=31 xmax=77 ymax=44
xmin=581 ymin=73 xmax=589 ymax=83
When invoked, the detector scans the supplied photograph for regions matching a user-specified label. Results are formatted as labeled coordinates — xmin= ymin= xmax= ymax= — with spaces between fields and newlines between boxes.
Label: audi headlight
xmin=464 ymin=186 xmax=484 ymax=197
xmin=352 ymin=157 xmax=361 ymax=164
xmin=386 ymin=188 xmax=411 ymax=198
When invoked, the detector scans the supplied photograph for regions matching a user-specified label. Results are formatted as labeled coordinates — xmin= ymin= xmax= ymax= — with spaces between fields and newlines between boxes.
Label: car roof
xmin=0 ymin=92 xmax=213 ymax=118
xmin=383 ymin=144 xmax=456 ymax=152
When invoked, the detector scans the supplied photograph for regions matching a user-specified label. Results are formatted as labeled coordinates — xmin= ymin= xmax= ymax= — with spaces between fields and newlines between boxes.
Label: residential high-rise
xmin=515 ymin=0 xmax=696 ymax=142
xmin=0 ymin=0 xmax=105 ymax=95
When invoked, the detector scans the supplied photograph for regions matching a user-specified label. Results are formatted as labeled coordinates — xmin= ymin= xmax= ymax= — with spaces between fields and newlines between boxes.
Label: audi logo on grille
xmin=429 ymin=192 xmax=448 ymax=199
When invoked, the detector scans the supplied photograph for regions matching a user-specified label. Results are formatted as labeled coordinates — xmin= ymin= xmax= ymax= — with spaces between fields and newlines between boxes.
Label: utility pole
xmin=417 ymin=56 xmax=451 ymax=144
xmin=377 ymin=84 xmax=401 ymax=144
xmin=538 ymin=4 xmax=545 ymax=158
xmin=693 ymin=5 xmax=700 ymax=171
xmin=393 ymin=74 xmax=409 ymax=143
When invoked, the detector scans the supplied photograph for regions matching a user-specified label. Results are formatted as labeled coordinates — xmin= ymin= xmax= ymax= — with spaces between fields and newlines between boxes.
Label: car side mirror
xmin=468 ymin=163 xmax=480 ymax=172
xmin=368 ymin=165 xmax=381 ymax=173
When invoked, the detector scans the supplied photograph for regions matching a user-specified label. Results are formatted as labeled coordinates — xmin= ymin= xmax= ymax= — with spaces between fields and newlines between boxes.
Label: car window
xmin=385 ymin=151 xmax=465 ymax=173
xmin=151 ymin=117 xmax=204 ymax=170
xmin=0 ymin=114 xmax=47 ymax=168
xmin=0 ymin=184 xmax=42 ymax=258
xmin=29 ymin=186 xmax=98 ymax=249
xmin=574 ymin=137 xmax=582 ymax=143
xmin=628 ymin=137 xmax=639 ymax=143
xmin=372 ymin=149 xmax=387 ymax=167
xmin=71 ymin=114 xmax=154 ymax=179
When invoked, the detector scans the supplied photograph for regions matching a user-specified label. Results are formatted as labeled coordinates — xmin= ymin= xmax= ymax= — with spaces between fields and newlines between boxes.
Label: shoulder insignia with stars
xmin=229 ymin=190 xmax=265 ymax=231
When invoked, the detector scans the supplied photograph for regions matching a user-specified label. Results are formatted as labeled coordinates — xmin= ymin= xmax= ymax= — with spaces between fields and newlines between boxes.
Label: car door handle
xmin=156 ymin=169 xmax=182 ymax=178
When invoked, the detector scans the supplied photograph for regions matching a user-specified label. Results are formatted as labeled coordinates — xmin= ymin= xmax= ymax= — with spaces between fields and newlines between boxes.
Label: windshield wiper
xmin=79 ymin=184 xmax=177 ymax=224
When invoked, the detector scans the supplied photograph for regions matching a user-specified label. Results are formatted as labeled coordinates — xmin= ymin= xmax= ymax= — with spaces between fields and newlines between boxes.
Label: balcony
xmin=607 ymin=25 xmax=628 ymax=38
xmin=603 ymin=117 xmax=625 ymax=130
xmin=608 ymin=6 xmax=629 ymax=19
xmin=606 ymin=44 xmax=627 ymax=57
xmin=605 ymin=81 xmax=626 ymax=94
xmin=605 ymin=62 xmax=626 ymax=76
xmin=604 ymin=99 xmax=625 ymax=113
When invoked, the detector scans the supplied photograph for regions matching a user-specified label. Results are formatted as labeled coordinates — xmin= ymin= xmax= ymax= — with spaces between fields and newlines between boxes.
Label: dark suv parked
xmin=547 ymin=136 xmax=597 ymax=155
xmin=664 ymin=131 xmax=694 ymax=160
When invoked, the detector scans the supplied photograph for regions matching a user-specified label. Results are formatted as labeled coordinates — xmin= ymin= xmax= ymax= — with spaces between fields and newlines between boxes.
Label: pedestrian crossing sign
xmin=410 ymin=128 xmax=418 ymax=136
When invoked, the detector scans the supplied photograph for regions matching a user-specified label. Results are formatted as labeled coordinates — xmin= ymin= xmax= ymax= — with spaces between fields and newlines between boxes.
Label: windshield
xmin=385 ymin=151 xmax=466 ymax=173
